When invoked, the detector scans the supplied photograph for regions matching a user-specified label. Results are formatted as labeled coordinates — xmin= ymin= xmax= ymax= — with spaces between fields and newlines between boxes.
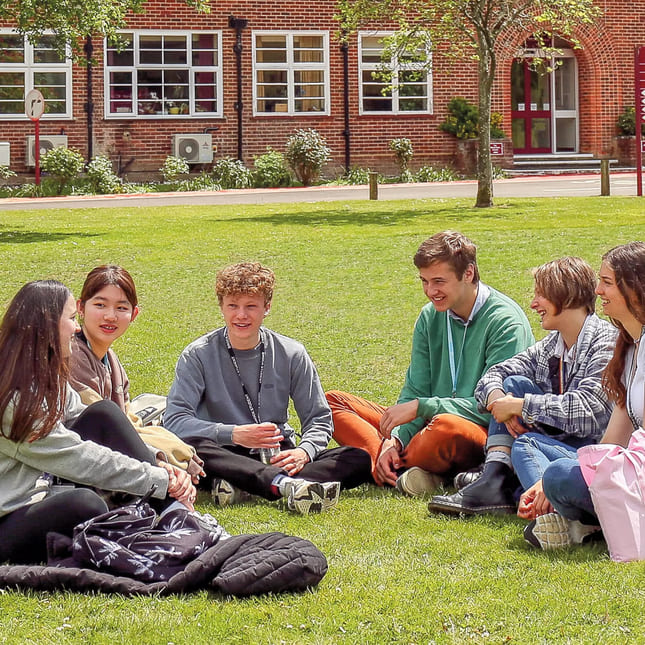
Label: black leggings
xmin=0 ymin=488 xmax=108 ymax=564
xmin=0 ymin=400 xmax=163 ymax=564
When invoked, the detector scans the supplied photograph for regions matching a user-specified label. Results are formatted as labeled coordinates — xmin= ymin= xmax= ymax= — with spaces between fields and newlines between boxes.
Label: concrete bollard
xmin=369 ymin=171 xmax=378 ymax=200
xmin=600 ymin=158 xmax=610 ymax=196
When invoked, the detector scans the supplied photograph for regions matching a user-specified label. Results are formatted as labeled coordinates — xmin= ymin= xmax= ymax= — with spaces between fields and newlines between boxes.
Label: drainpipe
xmin=84 ymin=36 xmax=94 ymax=161
xmin=341 ymin=36 xmax=351 ymax=171
xmin=228 ymin=16 xmax=248 ymax=161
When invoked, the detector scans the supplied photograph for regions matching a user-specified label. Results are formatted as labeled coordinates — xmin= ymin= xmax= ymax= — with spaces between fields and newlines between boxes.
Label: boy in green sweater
xmin=326 ymin=231 xmax=534 ymax=494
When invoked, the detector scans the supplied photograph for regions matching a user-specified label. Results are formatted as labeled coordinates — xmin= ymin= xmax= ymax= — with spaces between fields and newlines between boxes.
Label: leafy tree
xmin=0 ymin=0 xmax=210 ymax=59
xmin=338 ymin=0 xmax=601 ymax=207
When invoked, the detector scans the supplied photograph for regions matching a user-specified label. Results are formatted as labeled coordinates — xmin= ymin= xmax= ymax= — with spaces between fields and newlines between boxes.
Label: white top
xmin=625 ymin=336 xmax=645 ymax=429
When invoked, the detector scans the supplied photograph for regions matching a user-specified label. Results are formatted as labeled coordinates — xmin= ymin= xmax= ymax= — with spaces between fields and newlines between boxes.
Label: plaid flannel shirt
xmin=475 ymin=314 xmax=617 ymax=441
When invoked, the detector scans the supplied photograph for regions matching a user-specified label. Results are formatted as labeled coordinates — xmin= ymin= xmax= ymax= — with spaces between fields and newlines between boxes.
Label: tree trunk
xmin=475 ymin=38 xmax=495 ymax=208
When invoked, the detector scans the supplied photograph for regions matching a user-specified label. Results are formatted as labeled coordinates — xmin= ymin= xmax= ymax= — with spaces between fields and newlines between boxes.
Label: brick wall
xmin=1 ymin=0 xmax=643 ymax=175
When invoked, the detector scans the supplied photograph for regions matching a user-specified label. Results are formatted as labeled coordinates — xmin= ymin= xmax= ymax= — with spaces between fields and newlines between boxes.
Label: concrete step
xmin=510 ymin=153 xmax=620 ymax=176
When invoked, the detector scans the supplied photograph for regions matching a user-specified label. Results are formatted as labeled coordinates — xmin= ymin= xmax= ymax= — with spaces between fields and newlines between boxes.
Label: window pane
xmin=0 ymin=71 xmax=24 ymax=113
xmin=363 ymin=97 xmax=392 ymax=111
xmin=294 ymin=70 xmax=324 ymax=84
xmin=192 ymin=33 xmax=218 ymax=66
xmin=139 ymin=35 xmax=163 ymax=64
xmin=35 ymin=70 xmax=67 ymax=115
xmin=257 ymin=84 xmax=288 ymax=99
xmin=361 ymin=37 xmax=383 ymax=63
xmin=109 ymin=71 xmax=133 ymax=112
xmin=164 ymin=35 xmax=187 ymax=64
xmin=294 ymin=98 xmax=324 ymax=112
xmin=399 ymin=98 xmax=426 ymax=111
xmin=107 ymin=34 xmax=134 ymax=66
xmin=255 ymin=35 xmax=287 ymax=63
xmin=0 ymin=35 xmax=24 ymax=63
xmin=293 ymin=35 xmax=323 ymax=63
xmin=257 ymin=70 xmax=287 ymax=84
xmin=257 ymin=99 xmax=288 ymax=112
xmin=33 ymin=35 xmax=65 ymax=64
xmin=195 ymin=99 xmax=216 ymax=112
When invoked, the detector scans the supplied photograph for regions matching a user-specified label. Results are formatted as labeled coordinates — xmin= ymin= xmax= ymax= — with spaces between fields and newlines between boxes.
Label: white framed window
xmin=104 ymin=31 xmax=222 ymax=118
xmin=253 ymin=31 xmax=329 ymax=116
xmin=359 ymin=32 xmax=432 ymax=115
xmin=0 ymin=31 xmax=72 ymax=119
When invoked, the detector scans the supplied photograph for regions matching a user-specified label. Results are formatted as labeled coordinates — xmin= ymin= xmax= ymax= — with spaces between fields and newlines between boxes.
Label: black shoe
xmin=453 ymin=463 xmax=484 ymax=490
xmin=428 ymin=461 xmax=517 ymax=516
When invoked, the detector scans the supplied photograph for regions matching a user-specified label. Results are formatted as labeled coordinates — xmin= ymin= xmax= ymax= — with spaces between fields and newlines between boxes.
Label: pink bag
xmin=578 ymin=428 xmax=645 ymax=562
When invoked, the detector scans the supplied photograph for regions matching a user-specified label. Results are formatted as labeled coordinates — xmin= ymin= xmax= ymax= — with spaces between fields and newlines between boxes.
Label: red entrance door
xmin=511 ymin=59 xmax=551 ymax=153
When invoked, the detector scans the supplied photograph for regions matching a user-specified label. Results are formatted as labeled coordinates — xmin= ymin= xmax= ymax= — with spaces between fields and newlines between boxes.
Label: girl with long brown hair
xmin=0 ymin=280 xmax=195 ymax=564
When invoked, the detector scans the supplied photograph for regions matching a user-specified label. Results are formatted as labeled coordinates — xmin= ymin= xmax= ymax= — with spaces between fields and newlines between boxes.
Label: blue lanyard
xmin=446 ymin=315 xmax=468 ymax=397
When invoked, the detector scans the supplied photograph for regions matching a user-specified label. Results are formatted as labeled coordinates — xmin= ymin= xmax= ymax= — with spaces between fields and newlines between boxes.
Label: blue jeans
xmin=542 ymin=457 xmax=598 ymax=524
xmin=511 ymin=432 xmax=580 ymax=489
xmin=486 ymin=375 xmax=545 ymax=450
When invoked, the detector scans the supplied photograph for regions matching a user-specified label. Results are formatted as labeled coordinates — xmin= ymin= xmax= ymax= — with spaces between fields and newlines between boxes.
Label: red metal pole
xmin=35 ymin=119 xmax=40 ymax=186
xmin=636 ymin=47 xmax=644 ymax=197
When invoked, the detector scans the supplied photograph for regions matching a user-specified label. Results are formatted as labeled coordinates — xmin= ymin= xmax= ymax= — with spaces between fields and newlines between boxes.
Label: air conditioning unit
xmin=172 ymin=133 xmax=213 ymax=164
xmin=26 ymin=135 xmax=68 ymax=166
xmin=0 ymin=142 xmax=9 ymax=167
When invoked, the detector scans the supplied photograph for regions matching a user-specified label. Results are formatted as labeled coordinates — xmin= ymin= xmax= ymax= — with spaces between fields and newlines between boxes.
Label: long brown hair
xmin=601 ymin=242 xmax=645 ymax=406
xmin=0 ymin=280 xmax=72 ymax=442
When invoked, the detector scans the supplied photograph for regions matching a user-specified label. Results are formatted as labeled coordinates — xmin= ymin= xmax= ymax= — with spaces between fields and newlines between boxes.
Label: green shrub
xmin=212 ymin=157 xmax=252 ymax=189
xmin=616 ymin=106 xmax=645 ymax=136
xmin=40 ymin=146 xmax=85 ymax=194
xmin=176 ymin=172 xmax=222 ymax=192
xmin=86 ymin=155 xmax=122 ymax=194
xmin=492 ymin=165 xmax=509 ymax=179
xmin=345 ymin=167 xmax=373 ymax=185
xmin=440 ymin=97 xmax=505 ymax=139
xmin=252 ymin=148 xmax=291 ymax=188
xmin=490 ymin=111 xmax=505 ymax=139
xmin=160 ymin=155 xmax=190 ymax=183
xmin=389 ymin=138 xmax=414 ymax=177
xmin=285 ymin=128 xmax=331 ymax=186
xmin=414 ymin=165 xmax=459 ymax=182
xmin=0 ymin=166 xmax=16 ymax=181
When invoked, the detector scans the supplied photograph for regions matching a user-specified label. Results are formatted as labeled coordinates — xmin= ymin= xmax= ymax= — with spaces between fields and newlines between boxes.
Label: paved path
xmin=0 ymin=172 xmax=641 ymax=211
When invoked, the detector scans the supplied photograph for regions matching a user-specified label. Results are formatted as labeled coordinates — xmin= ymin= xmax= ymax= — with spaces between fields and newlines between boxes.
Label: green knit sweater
xmin=392 ymin=287 xmax=534 ymax=448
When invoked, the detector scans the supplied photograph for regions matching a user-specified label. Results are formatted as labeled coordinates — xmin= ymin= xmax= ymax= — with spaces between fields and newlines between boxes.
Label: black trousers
xmin=191 ymin=438 xmax=372 ymax=501
xmin=0 ymin=400 xmax=164 ymax=565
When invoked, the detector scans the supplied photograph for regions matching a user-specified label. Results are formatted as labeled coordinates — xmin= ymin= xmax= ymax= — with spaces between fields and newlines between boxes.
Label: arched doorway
xmin=511 ymin=40 xmax=579 ymax=154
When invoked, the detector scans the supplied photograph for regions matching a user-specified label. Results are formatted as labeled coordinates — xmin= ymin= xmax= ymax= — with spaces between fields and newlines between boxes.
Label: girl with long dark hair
xmin=0 ymin=280 xmax=195 ymax=564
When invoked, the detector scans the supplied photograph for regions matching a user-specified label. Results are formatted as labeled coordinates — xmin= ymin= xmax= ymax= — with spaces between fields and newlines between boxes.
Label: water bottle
xmin=259 ymin=447 xmax=279 ymax=464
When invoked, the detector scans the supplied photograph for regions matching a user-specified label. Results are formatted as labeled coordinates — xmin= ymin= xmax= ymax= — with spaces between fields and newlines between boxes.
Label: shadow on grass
xmin=212 ymin=203 xmax=486 ymax=228
xmin=0 ymin=229 xmax=100 ymax=245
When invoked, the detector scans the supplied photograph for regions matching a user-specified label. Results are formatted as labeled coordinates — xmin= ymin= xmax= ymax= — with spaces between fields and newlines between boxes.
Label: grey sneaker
xmin=524 ymin=512 xmax=602 ymax=550
xmin=211 ymin=478 xmax=254 ymax=506
xmin=396 ymin=467 xmax=443 ymax=497
xmin=284 ymin=479 xmax=340 ymax=515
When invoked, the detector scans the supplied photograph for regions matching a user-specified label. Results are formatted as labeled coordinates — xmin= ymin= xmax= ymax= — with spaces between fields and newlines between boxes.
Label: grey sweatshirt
xmin=0 ymin=388 xmax=169 ymax=517
xmin=165 ymin=327 xmax=333 ymax=461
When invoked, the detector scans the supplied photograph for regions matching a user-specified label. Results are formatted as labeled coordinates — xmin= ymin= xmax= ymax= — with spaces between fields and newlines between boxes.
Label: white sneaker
xmin=524 ymin=512 xmax=602 ymax=550
xmin=396 ymin=467 xmax=443 ymax=497
xmin=211 ymin=478 xmax=254 ymax=506
xmin=284 ymin=479 xmax=340 ymax=515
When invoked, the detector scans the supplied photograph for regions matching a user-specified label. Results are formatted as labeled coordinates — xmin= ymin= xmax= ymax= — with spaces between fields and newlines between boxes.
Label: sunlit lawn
xmin=0 ymin=196 xmax=643 ymax=644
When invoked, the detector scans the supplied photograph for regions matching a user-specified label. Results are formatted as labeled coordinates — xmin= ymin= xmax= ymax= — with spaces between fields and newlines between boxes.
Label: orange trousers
xmin=326 ymin=390 xmax=487 ymax=481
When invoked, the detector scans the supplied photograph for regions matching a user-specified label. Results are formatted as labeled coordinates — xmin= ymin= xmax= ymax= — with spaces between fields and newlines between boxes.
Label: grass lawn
xmin=0 ymin=196 xmax=644 ymax=644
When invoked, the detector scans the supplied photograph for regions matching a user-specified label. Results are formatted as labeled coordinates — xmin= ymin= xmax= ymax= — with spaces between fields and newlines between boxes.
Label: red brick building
xmin=0 ymin=1 xmax=643 ymax=176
